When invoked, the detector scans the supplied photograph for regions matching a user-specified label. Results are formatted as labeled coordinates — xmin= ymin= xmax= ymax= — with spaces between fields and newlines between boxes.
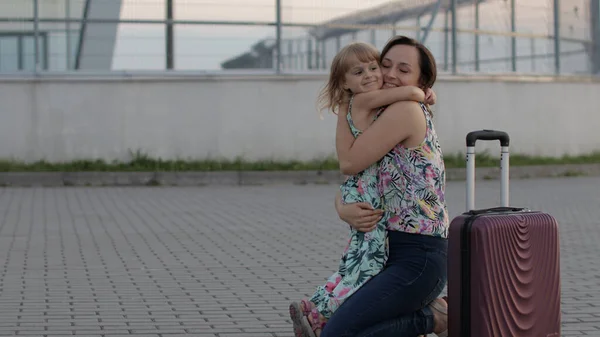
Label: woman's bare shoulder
xmin=380 ymin=100 xmax=423 ymax=118
xmin=387 ymin=99 xmax=422 ymax=109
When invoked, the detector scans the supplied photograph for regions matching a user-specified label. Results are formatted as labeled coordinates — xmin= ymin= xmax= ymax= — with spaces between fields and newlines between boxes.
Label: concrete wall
xmin=0 ymin=74 xmax=599 ymax=163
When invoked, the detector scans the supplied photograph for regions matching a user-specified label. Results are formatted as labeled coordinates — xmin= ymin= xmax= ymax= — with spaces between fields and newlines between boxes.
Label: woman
xmin=291 ymin=41 xmax=436 ymax=337
xmin=322 ymin=36 xmax=449 ymax=337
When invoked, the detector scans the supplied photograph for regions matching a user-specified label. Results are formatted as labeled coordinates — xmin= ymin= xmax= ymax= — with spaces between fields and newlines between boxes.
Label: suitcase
xmin=447 ymin=130 xmax=561 ymax=337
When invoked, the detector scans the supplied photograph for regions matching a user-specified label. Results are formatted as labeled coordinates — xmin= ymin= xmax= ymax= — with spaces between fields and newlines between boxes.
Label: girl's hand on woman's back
xmin=424 ymin=88 xmax=436 ymax=105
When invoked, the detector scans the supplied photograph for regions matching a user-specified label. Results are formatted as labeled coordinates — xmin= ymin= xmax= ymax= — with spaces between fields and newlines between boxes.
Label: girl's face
xmin=381 ymin=44 xmax=422 ymax=89
xmin=342 ymin=56 xmax=383 ymax=94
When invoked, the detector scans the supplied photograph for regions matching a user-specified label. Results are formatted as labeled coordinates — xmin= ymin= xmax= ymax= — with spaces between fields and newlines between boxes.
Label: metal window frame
xmin=0 ymin=31 xmax=49 ymax=71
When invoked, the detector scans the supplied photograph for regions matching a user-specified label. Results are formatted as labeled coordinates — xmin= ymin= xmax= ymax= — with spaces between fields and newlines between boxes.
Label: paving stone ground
xmin=0 ymin=176 xmax=599 ymax=336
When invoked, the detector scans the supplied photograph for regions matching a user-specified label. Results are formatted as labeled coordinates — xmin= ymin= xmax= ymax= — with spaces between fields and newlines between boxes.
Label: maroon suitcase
xmin=447 ymin=130 xmax=561 ymax=337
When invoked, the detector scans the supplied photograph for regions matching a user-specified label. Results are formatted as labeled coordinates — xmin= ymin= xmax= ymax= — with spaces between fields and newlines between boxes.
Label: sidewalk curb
xmin=0 ymin=163 xmax=599 ymax=187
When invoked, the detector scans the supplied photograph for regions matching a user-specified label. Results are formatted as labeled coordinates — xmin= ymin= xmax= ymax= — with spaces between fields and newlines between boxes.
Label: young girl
xmin=289 ymin=42 xmax=436 ymax=337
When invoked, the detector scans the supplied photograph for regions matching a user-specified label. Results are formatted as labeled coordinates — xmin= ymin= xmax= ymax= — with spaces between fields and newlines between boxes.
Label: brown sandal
xmin=289 ymin=299 xmax=314 ymax=330
xmin=300 ymin=308 xmax=326 ymax=337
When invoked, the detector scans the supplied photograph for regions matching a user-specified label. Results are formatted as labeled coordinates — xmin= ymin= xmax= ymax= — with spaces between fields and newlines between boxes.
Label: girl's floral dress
xmin=308 ymin=96 xmax=388 ymax=318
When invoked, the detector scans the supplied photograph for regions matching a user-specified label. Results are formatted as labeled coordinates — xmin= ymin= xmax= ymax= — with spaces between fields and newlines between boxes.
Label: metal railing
xmin=0 ymin=0 xmax=597 ymax=76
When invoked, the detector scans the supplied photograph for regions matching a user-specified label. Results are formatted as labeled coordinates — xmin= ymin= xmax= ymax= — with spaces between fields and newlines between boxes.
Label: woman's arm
xmin=336 ymin=100 xmax=425 ymax=175
xmin=353 ymin=86 xmax=424 ymax=112
xmin=335 ymin=191 xmax=383 ymax=232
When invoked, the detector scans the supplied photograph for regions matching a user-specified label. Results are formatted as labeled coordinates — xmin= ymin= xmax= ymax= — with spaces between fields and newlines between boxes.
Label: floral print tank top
xmin=378 ymin=103 xmax=449 ymax=238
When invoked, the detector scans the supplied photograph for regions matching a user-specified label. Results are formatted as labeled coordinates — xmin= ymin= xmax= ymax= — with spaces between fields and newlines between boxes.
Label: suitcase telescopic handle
xmin=466 ymin=130 xmax=510 ymax=147
xmin=465 ymin=130 xmax=510 ymax=211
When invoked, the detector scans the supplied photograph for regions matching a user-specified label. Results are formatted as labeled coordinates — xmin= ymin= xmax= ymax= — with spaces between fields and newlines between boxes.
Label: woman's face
xmin=381 ymin=44 xmax=421 ymax=89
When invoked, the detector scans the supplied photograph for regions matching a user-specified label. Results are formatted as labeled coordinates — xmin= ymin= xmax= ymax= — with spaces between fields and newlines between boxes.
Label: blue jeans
xmin=320 ymin=231 xmax=448 ymax=337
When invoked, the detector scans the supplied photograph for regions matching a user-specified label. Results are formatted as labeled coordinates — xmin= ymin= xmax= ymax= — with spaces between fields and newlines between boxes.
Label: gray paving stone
xmin=0 ymin=177 xmax=599 ymax=336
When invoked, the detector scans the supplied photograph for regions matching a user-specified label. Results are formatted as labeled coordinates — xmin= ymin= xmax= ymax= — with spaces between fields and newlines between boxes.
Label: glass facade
xmin=0 ymin=32 xmax=50 ymax=72
xmin=0 ymin=0 xmax=119 ymax=72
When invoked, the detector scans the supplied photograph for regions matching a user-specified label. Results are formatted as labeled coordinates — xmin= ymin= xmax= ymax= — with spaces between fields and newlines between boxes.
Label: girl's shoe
xmin=300 ymin=308 xmax=326 ymax=337
xmin=289 ymin=299 xmax=314 ymax=328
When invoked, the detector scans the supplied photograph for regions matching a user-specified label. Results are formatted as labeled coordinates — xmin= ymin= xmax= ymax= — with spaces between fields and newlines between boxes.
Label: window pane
xmin=0 ymin=37 xmax=19 ymax=72
xmin=22 ymin=36 xmax=36 ymax=71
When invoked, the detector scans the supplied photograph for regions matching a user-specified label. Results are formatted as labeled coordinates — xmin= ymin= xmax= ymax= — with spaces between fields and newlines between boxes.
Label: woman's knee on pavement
xmin=320 ymin=274 xmax=440 ymax=337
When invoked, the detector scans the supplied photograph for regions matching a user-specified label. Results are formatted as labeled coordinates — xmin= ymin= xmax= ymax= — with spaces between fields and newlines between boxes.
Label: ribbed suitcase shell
xmin=448 ymin=209 xmax=561 ymax=337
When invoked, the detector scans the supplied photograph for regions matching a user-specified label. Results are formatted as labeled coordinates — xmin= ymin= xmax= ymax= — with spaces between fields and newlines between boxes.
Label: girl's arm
xmin=353 ymin=86 xmax=424 ymax=112
xmin=336 ymin=102 xmax=357 ymax=171
xmin=336 ymin=100 xmax=425 ymax=175
xmin=424 ymin=88 xmax=436 ymax=105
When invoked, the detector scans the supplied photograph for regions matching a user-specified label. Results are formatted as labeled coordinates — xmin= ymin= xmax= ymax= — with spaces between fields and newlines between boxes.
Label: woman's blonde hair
xmin=317 ymin=42 xmax=381 ymax=115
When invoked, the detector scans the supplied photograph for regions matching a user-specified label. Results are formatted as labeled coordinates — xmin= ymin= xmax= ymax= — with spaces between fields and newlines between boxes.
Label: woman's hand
xmin=336 ymin=194 xmax=384 ymax=232
xmin=424 ymin=88 xmax=437 ymax=105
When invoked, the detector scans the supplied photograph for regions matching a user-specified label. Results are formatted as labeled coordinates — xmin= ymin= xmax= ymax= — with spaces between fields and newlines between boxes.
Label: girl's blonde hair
xmin=317 ymin=42 xmax=381 ymax=115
